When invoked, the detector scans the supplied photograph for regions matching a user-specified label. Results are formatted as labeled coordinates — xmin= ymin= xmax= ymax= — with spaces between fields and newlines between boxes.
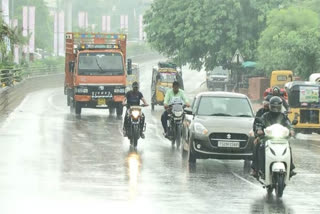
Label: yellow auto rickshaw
xmin=270 ymin=70 xmax=293 ymax=88
xmin=285 ymin=81 xmax=320 ymax=134
xmin=151 ymin=62 xmax=183 ymax=110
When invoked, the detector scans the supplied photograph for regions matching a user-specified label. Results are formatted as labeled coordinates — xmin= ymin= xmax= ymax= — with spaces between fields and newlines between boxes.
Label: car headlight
xmin=132 ymin=110 xmax=140 ymax=119
xmin=76 ymin=87 xmax=88 ymax=94
xmin=194 ymin=122 xmax=208 ymax=135
xmin=265 ymin=124 xmax=289 ymax=138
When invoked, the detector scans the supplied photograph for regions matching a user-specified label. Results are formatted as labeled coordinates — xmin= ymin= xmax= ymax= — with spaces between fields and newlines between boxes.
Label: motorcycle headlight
xmin=76 ymin=87 xmax=88 ymax=94
xmin=194 ymin=122 xmax=208 ymax=135
xmin=174 ymin=111 xmax=183 ymax=117
xmin=265 ymin=124 xmax=289 ymax=138
xmin=132 ymin=110 xmax=140 ymax=119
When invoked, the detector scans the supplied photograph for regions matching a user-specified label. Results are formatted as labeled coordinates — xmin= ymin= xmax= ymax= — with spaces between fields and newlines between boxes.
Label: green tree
xmin=0 ymin=15 xmax=25 ymax=65
xmin=257 ymin=7 xmax=320 ymax=78
xmin=143 ymin=0 xmax=293 ymax=71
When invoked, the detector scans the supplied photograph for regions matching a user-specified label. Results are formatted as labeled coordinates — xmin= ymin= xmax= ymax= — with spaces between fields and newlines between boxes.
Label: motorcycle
xmin=167 ymin=101 xmax=185 ymax=148
xmin=125 ymin=104 xmax=146 ymax=148
xmin=257 ymin=123 xmax=293 ymax=198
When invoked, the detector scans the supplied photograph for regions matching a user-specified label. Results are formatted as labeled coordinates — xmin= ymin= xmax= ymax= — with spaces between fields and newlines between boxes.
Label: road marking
xmin=231 ymin=172 xmax=261 ymax=189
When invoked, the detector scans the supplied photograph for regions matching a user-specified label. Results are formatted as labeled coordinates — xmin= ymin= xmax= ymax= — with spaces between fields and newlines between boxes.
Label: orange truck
xmin=64 ymin=33 xmax=132 ymax=115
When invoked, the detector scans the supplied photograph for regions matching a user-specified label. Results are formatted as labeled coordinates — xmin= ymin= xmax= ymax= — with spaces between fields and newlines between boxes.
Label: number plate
xmin=218 ymin=141 xmax=240 ymax=148
xmin=97 ymin=98 xmax=106 ymax=105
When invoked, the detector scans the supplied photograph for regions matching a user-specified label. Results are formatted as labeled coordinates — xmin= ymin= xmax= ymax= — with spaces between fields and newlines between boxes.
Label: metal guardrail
xmin=0 ymin=63 xmax=64 ymax=88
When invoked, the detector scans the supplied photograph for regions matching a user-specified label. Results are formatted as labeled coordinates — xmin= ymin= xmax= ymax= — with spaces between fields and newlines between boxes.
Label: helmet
xmin=263 ymin=95 xmax=272 ymax=106
xmin=269 ymin=96 xmax=282 ymax=113
xmin=272 ymin=86 xmax=280 ymax=96
xmin=132 ymin=81 xmax=139 ymax=89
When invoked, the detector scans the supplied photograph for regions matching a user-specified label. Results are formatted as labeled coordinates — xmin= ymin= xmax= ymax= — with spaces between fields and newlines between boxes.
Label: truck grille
xmin=300 ymin=110 xmax=319 ymax=124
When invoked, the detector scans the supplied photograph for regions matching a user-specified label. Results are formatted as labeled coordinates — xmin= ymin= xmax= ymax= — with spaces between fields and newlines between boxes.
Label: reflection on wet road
xmin=0 ymin=60 xmax=320 ymax=213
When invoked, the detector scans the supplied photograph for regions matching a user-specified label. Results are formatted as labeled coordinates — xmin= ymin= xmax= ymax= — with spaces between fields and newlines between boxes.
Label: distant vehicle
xmin=182 ymin=92 xmax=254 ymax=164
xmin=270 ymin=70 xmax=293 ymax=88
xmin=206 ymin=66 xmax=229 ymax=91
xmin=64 ymin=32 xmax=132 ymax=116
xmin=309 ymin=73 xmax=320 ymax=82
xmin=285 ymin=81 xmax=320 ymax=134
xmin=150 ymin=62 xmax=183 ymax=110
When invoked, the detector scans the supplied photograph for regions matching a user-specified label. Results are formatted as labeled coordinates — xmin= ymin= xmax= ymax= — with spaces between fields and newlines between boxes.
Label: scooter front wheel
xmin=275 ymin=173 xmax=285 ymax=198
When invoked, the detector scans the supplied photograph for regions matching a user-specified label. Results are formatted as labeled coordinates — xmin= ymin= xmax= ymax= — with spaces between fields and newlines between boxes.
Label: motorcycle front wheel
xmin=175 ymin=125 xmax=182 ymax=148
xmin=132 ymin=125 xmax=140 ymax=147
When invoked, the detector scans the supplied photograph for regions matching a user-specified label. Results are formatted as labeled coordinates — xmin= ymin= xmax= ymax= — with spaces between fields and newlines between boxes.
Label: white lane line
xmin=231 ymin=172 xmax=261 ymax=189
xmin=47 ymin=91 xmax=66 ymax=112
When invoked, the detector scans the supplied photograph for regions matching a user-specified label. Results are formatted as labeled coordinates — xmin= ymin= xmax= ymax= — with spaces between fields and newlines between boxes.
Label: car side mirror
xmin=184 ymin=107 xmax=193 ymax=115
xmin=127 ymin=59 xmax=132 ymax=75
xmin=69 ymin=61 xmax=75 ymax=73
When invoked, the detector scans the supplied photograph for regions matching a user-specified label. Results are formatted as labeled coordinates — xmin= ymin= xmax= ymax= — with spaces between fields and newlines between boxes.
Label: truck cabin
xmin=74 ymin=44 xmax=125 ymax=77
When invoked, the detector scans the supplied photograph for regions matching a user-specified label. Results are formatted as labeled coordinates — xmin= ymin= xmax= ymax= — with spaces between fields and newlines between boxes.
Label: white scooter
xmin=257 ymin=124 xmax=292 ymax=198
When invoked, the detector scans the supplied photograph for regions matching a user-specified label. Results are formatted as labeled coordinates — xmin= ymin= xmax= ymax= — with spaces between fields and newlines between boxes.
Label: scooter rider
xmin=123 ymin=81 xmax=149 ymax=138
xmin=256 ymin=96 xmax=296 ymax=177
xmin=161 ymin=81 xmax=190 ymax=137
xmin=251 ymin=95 xmax=272 ymax=176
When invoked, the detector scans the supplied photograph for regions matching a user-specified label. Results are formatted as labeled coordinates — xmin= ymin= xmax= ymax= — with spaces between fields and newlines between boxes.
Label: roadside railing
xmin=0 ymin=63 xmax=64 ymax=88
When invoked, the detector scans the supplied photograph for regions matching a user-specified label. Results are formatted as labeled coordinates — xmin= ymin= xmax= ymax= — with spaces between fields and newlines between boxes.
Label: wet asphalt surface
xmin=0 ymin=60 xmax=320 ymax=214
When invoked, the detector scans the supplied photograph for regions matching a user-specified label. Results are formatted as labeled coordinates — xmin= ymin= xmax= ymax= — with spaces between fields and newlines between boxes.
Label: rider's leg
xmin=140 ymin=113 xmax=145 ymax=139
xmin=123 ymin=110 xmax=129 ymax=136
xmin=251 ymin=137 xmax=260 ymax=176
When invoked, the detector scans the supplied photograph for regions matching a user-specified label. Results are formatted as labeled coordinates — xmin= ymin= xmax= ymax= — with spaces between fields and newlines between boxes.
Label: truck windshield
xmin=78 ymin=52 xmax=124 ymax=76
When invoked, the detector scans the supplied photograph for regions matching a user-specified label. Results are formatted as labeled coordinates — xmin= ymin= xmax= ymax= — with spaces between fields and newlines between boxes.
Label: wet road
xmin=0 ymin=60 xmax=320 ymax=214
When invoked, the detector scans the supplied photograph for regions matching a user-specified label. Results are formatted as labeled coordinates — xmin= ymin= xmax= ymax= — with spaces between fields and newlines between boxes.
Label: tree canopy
xmin=144 ymin=0 xmax=292 ymax=71
xmin=257 ymin=7 xmax=320 ymax=78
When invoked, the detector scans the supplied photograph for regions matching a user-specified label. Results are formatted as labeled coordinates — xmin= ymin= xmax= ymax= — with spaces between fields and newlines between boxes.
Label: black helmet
xmin=269 ymin=96 xmax=282 ymax=113
xmin=132 ymin=81 xmax=139 ymax=89
xmin=272 ymin=86 xmax=280 ymax=96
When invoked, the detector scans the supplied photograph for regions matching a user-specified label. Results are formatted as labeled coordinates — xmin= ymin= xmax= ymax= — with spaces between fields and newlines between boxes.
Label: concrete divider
xmin=0 ymin=73 xmax=64 ymax=116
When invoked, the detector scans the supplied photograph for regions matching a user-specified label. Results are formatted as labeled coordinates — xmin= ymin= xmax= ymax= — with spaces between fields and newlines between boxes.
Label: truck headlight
xmin=76 ymin=87 xmax=88 ymax=94
xmin=194 ymin=122 xmax=208 ymax=135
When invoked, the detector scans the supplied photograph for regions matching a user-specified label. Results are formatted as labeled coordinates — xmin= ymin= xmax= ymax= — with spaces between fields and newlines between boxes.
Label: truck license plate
xmin=218 ymin=141 xmax=240 ymax=148
xmin=97 ymin=98 xmax=106 ymax=105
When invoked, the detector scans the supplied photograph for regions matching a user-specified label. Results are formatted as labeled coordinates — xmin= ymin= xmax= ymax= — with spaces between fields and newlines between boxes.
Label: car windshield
xmin=209 ymin=66 xmax=228 ymax=76
xmin=197 ymin=96 xmax=253 ymax=117
xmin=78 ymin=52 xmax=124 ymax=76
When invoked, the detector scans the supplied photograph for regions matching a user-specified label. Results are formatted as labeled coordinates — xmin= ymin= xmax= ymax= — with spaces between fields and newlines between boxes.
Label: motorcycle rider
xmin=255 ymin=96 xmax=296 ymax=178
xmin=251 ymin=95 xmax=272 ymax=176
xmin=122 ymin=81 xmax=148 ymax=138
xmin=161 ymin=81 xmax=190 ymax=137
